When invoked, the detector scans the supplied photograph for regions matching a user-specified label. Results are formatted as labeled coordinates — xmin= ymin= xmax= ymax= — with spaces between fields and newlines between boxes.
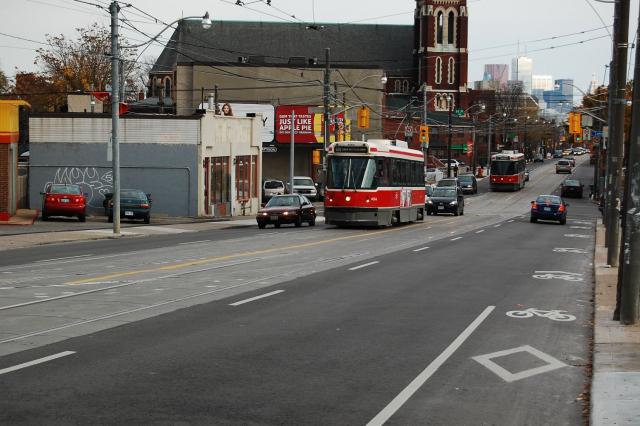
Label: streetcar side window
xmin=376 ymin=158 xmax=389 ymax=187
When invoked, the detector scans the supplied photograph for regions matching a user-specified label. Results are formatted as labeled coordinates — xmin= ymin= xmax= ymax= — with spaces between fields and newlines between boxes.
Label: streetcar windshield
xmin=327 ymin=157 xmax=378 ymax=189
xmin=491 ymin=160 xmax=517 ymax=175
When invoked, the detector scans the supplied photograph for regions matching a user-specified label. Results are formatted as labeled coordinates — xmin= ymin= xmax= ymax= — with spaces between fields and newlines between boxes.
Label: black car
xmin=426 ymin=187 xmax=464 ymax=216
xmin=457 ymin=174 xmax=477 ymax=194
xmin=561 ymin=179 xmax=584 ymax=198
xmin=106 ymin=189 xmax=152 ymax=224
xmin=530 ymin=195 xmax=568 ymax=224
xmin=256 ymin=194 xmax=316 ymax=228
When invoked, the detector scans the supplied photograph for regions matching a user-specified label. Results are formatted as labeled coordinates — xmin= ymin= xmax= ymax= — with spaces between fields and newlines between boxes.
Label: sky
xmin=1 ymin=0 xmax=639 ymax=95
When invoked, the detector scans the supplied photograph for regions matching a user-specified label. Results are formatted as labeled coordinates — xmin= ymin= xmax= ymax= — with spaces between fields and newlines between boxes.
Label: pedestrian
xmin=454 ymin=164 xmax=458 ymax=177
xmin=222 ymin=103 xmax=233 ymax=116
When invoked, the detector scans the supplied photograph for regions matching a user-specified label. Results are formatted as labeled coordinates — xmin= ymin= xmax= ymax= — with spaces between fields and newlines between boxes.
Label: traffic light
xmin=357 ymin=106 xmax=370 ymax=129
xmin=419 ymin=125 xmax=429 ymax=145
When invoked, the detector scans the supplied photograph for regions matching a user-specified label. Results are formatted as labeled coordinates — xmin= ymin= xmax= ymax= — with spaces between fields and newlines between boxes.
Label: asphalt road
xmin=0 ymin=156 xmax=597 ymax=425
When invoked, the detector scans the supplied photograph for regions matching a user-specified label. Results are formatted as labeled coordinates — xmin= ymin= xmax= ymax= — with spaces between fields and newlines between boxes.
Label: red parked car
xmin=41 ymin=184 xmax=87 ymax=222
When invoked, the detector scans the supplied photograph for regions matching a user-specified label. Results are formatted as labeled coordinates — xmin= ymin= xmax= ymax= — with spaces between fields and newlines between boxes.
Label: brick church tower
xmin=414 ymin=0 xmax=469 ymax=112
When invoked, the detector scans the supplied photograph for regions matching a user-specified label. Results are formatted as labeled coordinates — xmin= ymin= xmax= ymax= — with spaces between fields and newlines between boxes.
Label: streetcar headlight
xmin=345 ymin=196 xmax=351 ymax=202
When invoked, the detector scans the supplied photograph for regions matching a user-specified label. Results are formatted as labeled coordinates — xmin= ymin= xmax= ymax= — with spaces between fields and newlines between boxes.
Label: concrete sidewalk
xmin=591 ymin=224 xmax=640 ymax=425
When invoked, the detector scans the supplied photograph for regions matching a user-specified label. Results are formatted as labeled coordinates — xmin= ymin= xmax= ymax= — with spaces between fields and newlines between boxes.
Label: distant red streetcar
xmin=490 ymin=151 xmax=527 ymax=191
xmin=324 ymin=140 xmax=425 ymax=227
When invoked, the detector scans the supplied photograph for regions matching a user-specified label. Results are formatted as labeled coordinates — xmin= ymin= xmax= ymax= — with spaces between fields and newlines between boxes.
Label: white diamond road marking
xmin=472 ymin=345 xmax=567 ymax=383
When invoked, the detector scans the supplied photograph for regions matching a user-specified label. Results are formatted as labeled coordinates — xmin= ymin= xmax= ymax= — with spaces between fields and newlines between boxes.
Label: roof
xmin=152 ymin=20 xmax=414 ymax=74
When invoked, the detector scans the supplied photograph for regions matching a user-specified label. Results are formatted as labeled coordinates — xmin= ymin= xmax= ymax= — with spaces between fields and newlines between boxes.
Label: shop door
xmin=211 ymin=156 xmax=230 ymax=217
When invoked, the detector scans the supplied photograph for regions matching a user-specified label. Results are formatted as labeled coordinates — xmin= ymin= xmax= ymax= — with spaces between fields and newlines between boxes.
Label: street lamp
xmin=463 ymin=103 xmax=486 ymax=175
xmin=446 ymin=94 xmax=453 ymax=178
xmin=108 ymin=1 xmax=211 ymax=235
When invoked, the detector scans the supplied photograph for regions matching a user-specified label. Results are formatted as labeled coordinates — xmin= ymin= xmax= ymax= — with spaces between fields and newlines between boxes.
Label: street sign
xmin=454 ymin=108 xmax=465 ymax=117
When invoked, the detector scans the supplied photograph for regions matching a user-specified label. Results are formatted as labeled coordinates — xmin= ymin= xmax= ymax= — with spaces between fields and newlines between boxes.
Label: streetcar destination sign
xmin=334 ymin=145 xmax=369 ymax=154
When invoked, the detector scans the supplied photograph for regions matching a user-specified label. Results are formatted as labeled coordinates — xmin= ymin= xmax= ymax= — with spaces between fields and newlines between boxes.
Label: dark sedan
xmin=426 ymin=187 xmax=464 ymax=216
xmin=530 ymin=195 xmax=568 ymax=224
xmin=256 ymin=194 xmax=316 ymax=228
xmin=106 ymin=189 xmax=152 ymax=224
xmin=457 ymin=174 xmax=477 ymax=194
xmin=561 ymin=179 xmax=584 ymax=198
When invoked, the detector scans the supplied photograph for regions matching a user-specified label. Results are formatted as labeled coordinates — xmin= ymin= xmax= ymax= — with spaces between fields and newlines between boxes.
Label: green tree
xmin=0 ymin=68 xmax=10 ymax=93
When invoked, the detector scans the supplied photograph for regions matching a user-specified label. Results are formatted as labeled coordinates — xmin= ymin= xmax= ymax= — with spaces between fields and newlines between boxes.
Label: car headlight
xmin=261 ymin=212 xmax=268 ymax=216
xmin=427 ymin=200 xmax=433 ymax=204
xmin=449 ymin=201 xmax=458 ymax=206
xmin=283 ymin=211 xmax=289 ymax=215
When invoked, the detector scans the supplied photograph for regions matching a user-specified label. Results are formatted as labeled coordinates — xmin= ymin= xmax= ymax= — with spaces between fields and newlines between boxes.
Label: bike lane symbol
xmin=532 ymin=271 xmax=583 ymax=282
xmin=506 ymin=308 xmax=576 ymax=322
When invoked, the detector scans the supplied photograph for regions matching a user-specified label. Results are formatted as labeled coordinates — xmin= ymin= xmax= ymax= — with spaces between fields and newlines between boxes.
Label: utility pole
xmin=110 ymin=1 xmax=121 ymax=235
xmin=333 ymin=82 xmax=339 ymax=142
xmin=471 ymin=114 xmax=477 ymax=174
xmin=619 ymin=6 xmax=640 ymax=325
xmin=487 ymin=117 xmax=493 ymax=175
xmin=290 ymin=110 xmax=295 ymax=196
xmin=422 ymin=85 xmax=428 ymax=179
xmin=447 ymin=95 xmax=453 ymax=178
xmin=322 ymin=48 xmax=331 ymax=175
xmin=605 ymin=0 xmax=630 ymax=266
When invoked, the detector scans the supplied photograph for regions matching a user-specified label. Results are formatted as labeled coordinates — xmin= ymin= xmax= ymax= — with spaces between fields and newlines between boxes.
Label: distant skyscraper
xmin=543 ymin=78 xmax=574 ymax=113
xmin=511 ymin=56 xmax=533 ymax=93
xmin=532 ymin=75 xmax=554 ymax=101
xmin=587 ymin=73 xmax=599 ymax=94
xmin=483 ymin=64 xmax=509 ymax=90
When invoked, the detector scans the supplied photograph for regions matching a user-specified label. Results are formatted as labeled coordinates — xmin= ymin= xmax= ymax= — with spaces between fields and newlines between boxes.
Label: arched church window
xmin=448 ymin=58 xmax=455 ymax=84
xmin=402 ymin=80 xmax=410 ymax=93
xmin=435 ymin=57 xmax=442 ymax=84
xmin=437 ymin=12 xmax=444 ymax=45
xmin=164 ymin=77 xmax=172 ymax=98
xmin=448 ymin=12 xmax=455 ymax=44
xmin=394 ymin=80 xmax=402 ymax=93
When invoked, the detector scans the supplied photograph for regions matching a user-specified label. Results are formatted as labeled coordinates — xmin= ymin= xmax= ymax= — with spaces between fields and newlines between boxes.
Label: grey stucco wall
xmin=29 ymin=143 xmax=197 ymax=217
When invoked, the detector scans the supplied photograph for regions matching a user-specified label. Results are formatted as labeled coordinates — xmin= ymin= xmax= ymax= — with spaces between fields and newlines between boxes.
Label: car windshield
xmin=121 ymin=190 xmax=146 ymax=200
xmin=458 ymin=175 xmax=473 ymax=183
xmin=264 ymin=181 xmax=283 ymax=189
xmin=266 ymin=196 xmax=300 ymax=207
xmin=564 ymin=180 xmax=580 ymax=186
xmin=491 ymin=160 xmax=516 ymax=175
xmin=49 ymin=185 xmax=81 ymax=194
xmin=433 ymin=188 xmax=456 ymax=197
xmin=293 ymin=178 xmax=314 ymax=187
xmin=536 ymin=195 xmax=561 ymax=205
xmin=425 ymin=186 xmax=434 ymax=196
xmin=558 ymin=161 xmax=570 ymax=165
xmin=327 ymin=157 xmax=378 ymax=190
xmin=437 ymin=179 xmax=457 ymax=187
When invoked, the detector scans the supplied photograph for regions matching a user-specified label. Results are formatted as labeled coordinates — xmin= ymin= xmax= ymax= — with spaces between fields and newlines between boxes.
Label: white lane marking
xmin=0 ymin=351 xmax=76 ymax=376
xmin=553 ymin=247 xmax=587 ymax=254
xmin=129 ymin=226 xmax=192 ymax=234
xmin=413 ymin=247 xmax=430 ymax=252
xmin=494 ymin=224 xmax=502 ymax=228
xmin=570 ymin=226 xmax=591 ymax=230
xmin=349 ymin=261 xmax=379 ymax=271
xmin=472 ymin=345 xmax=567 ymax=383
xmin=507 ymin=220 xmax=514 ymax=223
xmin=532 ymin=271 xmax=583 ymax=282
xmin=178 ymin=240 xmax=212 ymax=245
xmin=564 ymin=234 xmax=590 ymax=239
xmin=0 ymin=251 xmax=149 ymax=271
xmin=0 ymin=258 xmax=261 ymax=312
xmin=0 ymin=271 xmax=298 ymax=345
xmin=367 ymin=306 xmax=495 ymax=426
xmin=475 ymin=230 xmax=485 ymax=234
xmin=229 ymin=290 xmax=285 ymax=306
xmin=35 ymin=254 xmax=92 ymax=263
xmin=451 ymin=237 xmax=462 ymax=241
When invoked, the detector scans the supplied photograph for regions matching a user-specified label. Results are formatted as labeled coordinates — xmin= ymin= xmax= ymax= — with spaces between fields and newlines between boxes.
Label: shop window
xmin=236 ymin=155 xmax=251 ymax=201
xmin=211 ymin=157 xmax=230 ymax=203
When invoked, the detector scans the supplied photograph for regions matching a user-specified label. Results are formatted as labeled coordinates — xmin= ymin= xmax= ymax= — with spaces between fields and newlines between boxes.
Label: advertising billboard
xmin=275 ymin=105 xmax=349 ymax=144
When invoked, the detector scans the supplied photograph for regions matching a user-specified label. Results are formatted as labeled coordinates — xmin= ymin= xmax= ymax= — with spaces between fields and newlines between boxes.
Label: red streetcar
xmin=324 ymin=140 xmax=425 ymax=226
xmin=490 ymin=151 xmax=527 ymax=191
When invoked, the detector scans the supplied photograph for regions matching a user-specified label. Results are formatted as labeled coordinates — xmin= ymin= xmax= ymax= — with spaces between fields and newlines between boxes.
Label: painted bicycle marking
xmin=506 ymin=308 xmax=576 ymax=322
xmin=532 ymin=270 xmax=583 ymax=282
xmin=553 ymin=248 xmax=587 ymax=254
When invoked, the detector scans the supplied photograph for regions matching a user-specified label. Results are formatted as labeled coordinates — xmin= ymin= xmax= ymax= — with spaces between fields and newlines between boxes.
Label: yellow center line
xmin=66 ymin=221 xmax=439 ymax=285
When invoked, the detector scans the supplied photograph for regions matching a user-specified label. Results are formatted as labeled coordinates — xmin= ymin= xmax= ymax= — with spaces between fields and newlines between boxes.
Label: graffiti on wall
xmin=44 ymin=167 xmax=113 ymax=207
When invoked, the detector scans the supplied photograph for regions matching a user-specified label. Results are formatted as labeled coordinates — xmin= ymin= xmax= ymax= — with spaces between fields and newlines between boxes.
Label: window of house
xmin=437 ymin=12 xmax=444 ymax=44
xmin=164 ymin=78 xmax=172 ymax=98
xmin=448 ymin=12 xmax=455 ymax=44
xmin=211 ymin=157 xmax=230 ymax=204
xmin=251 ymin=155 xmax=258 ymax=198
xmin=235 ymin=155 xmax=251 ymax=201
xmin=448 ymin=57 xmax=455 ymax=84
